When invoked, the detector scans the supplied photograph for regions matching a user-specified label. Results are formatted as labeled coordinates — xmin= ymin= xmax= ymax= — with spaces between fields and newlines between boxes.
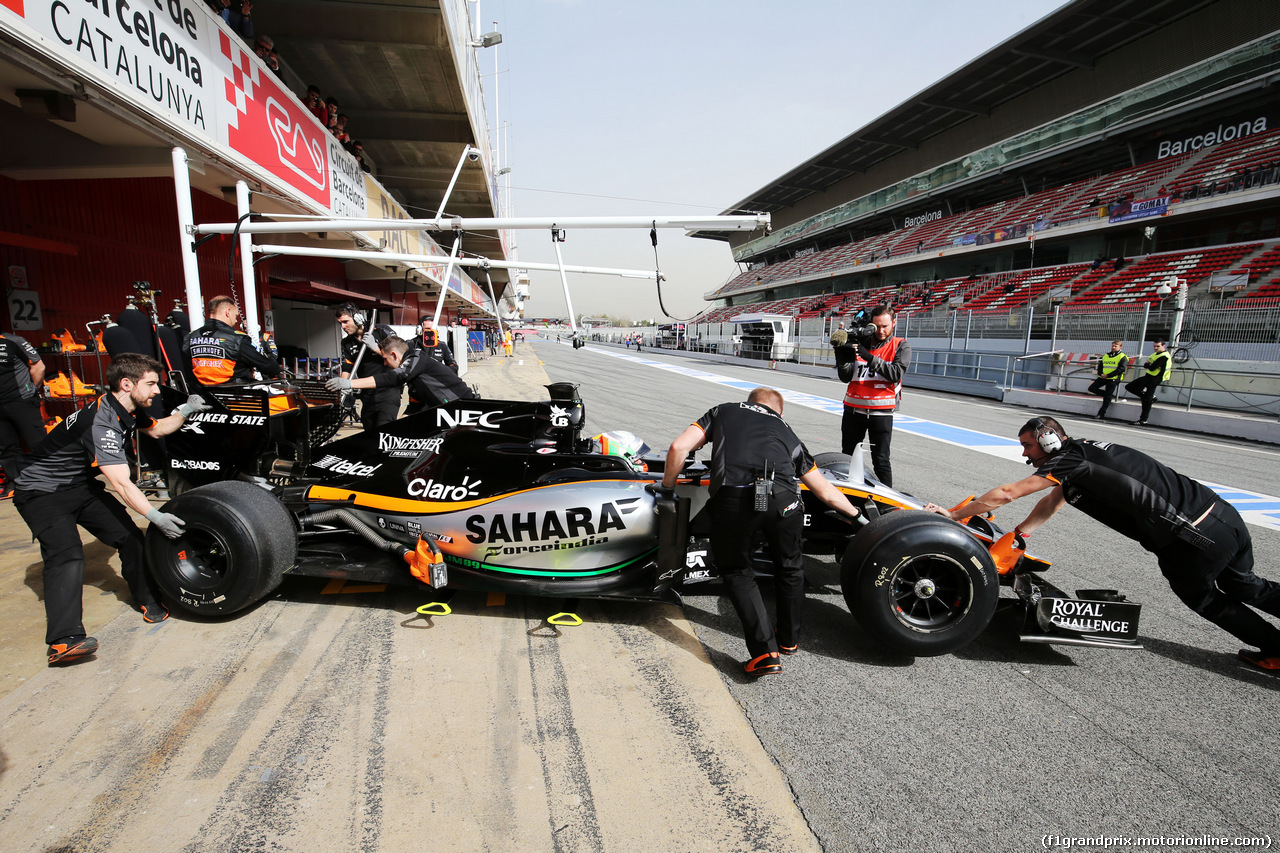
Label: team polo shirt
xmin=693 ymin=401 xmax=815 ymax=496
xmin=1032 ymin=438 xmax=1215 ymax=552
xmin=15 ymin=393 xmax=155 ymax=493
xmin=0 ymin=332 xmax=41 ymax=403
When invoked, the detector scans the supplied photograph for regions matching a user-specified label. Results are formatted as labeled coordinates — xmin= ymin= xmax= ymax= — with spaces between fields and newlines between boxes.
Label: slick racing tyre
xmin=841 ymin=510 xmax=999 ymax=656
xmin=145 ymin=481 xmax=297 ymax=615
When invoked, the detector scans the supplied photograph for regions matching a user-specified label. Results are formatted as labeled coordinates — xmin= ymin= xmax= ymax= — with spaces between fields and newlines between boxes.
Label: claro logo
xmin=408 ymin=475 xmax=482 ymax=501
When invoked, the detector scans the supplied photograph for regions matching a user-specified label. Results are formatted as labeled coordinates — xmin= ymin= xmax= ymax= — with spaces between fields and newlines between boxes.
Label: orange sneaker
xmin=48 ymin=635 xmax=99 ymax=664
xmin=744 ymin=652 xmax=782 ymax=677
xmin=1238 ymin=649 xmax=1280 ymax=672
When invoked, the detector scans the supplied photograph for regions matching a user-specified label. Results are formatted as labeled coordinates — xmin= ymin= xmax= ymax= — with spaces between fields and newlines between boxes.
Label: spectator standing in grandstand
xmin=836 ymin=304 xmax=911 ymax=487
xmin=1088 ymin=340 xmax=1128 ymax=419
xmin=924 ymin=415 xmax=1280 ymax=675
xmin=0 ymin=328 xmax=46 ymax=495
xmin=208 ymin=0 xmax=253 ymax=42
xmin=1124 ymin=340 xmax=1171 ymax=426
xmin=304 ymin=86 xmax=327 ymax=123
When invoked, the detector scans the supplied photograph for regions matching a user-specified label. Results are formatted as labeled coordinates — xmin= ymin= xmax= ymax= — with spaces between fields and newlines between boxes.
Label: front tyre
xmin=841 ymin=510 xmax=998 ymax=656
xmin=145 ymin=481 xmax=297 ymax=615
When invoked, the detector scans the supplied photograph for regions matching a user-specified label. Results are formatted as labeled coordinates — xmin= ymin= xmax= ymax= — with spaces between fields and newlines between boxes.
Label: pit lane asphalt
xmin=534 ymin=338 xmax=1280 ymax=853
xmin=0 ymin=345 xmax=820 ymax=853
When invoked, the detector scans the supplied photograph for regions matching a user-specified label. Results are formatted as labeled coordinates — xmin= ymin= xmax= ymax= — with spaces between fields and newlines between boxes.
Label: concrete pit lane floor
xmin=0 ymin=345 xmax=822 ymax=853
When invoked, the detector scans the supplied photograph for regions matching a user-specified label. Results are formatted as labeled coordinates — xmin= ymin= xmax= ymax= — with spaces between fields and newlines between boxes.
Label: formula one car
xmin=148 ymin=381 xmax=1142 ymax=656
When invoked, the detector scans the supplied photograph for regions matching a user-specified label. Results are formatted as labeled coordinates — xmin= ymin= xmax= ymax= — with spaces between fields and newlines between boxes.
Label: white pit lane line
xmin=577 ymin=344 xmax=1280 ymax=532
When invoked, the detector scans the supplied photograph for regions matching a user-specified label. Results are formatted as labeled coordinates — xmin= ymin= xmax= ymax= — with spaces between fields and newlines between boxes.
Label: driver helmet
xmin=591 ymin=430 xmax=650 ymax=469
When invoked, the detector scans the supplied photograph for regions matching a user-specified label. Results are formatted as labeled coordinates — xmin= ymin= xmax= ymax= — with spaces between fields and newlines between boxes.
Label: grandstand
xmin=694 ymin=0 xmax=1280 ymax=339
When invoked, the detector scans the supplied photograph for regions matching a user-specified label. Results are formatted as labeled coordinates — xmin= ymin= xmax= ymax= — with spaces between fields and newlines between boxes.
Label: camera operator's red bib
xmin=843 ymin=336 xmax=904 ymax=410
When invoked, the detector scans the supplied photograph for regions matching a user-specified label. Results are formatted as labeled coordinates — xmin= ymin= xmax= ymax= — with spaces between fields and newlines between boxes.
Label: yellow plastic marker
xmin=417 ymin=602 xmax=452 ymax=616
xmin=547 ymin=612 xmax=583 ymax=627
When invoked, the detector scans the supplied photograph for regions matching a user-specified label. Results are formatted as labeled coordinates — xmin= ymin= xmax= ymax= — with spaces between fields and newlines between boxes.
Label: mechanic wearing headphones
xmin=0 ymin=327 xmax=47 ymax=496
xmin=1087 ymin=340 xmax=1128 ymax=419
xmin=922 ymin=415 xmax=1280 ymax=673
xmin=335 ymin=304 xmax=398 ymax=430
xmin=662 ymin=387 xmax=861 ymax=677
xmin=183 ymin=295 xmax=282 ymax=387
xmin=1124 ymin=340 xmax=1172 ymax=426
xmin=326 ymin=335 xmax=476 ymax=414
xmin=410 ymin=316 xmax=458 ymax=372
xmin=13 ymin=353 xmax=211 ymax=664
xmin=835 ymin=303 xmax=911 ymax=487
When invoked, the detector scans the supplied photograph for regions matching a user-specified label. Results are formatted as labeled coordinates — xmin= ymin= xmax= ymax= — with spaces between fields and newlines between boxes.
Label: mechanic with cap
xmin=1087 ymin=340 xmax=1128 ymax=419
xmin=13 ymin=353 xmax=212 ymax=665
xmin=922 ymin=415 xmax=1280 ymax=674
xmin=327 ymin=335 xmax=476 ymax=415
xmin=0 ymin=327 xmax=47 ymax=496
xmin=835 ymin=304 xmax=911 ymax=487
xmin=183 ymin=295 xmax=282 ymax=387
xmin=335 ymin=304 xmax=398 ymax=430
xmin=662 ymin=387 xmax=861 ymax=677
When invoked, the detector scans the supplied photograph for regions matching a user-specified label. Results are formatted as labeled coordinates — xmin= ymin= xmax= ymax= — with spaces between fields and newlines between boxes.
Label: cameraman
xmin=835 ymin=304 xmax=911 ymax=487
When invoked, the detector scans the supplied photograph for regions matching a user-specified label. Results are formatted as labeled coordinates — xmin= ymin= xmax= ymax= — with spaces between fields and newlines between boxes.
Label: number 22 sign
xmin=8 ymin=291 xmax=42 ymax=331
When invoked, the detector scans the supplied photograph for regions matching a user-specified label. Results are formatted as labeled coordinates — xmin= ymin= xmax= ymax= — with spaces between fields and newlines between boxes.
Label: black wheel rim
xmin=169 ymin=527 xmax=234 ymax=593
xmin=888 ymin=553 xmax=973 ymax=632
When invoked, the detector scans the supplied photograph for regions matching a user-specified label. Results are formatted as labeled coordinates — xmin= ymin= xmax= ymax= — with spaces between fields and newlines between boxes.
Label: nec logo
xmin=435 ymin=409 xmax=501 ymax=429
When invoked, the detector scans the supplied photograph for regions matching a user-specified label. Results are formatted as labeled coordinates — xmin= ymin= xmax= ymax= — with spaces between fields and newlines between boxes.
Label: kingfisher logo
xmin=379 ymin=434 xmax=442 ymax=458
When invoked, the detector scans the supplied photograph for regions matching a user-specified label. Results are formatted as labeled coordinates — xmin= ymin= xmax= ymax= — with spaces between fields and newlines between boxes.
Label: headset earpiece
xmin=340 ymin=302 xmax=367 ymax=328
xmin=1038 ymin=429 xmax=1062 ymax=453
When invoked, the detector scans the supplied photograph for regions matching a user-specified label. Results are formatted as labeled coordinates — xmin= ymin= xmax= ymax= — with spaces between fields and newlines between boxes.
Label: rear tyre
xmin=841 ymin=510 xmax=998 ymax=656
xmin=145 ymin=481 xmax=296 ymax=615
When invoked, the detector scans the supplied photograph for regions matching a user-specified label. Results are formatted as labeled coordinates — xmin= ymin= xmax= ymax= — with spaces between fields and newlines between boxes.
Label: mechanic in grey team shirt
xmin=662 ymin=387 xmax=861 ymax=677
xmin=923 ymin=415 xmax=1280 ymax=674
xmin=0 ymin=328 xmax=47 ymax=494
xmin=14 ymin=353 xmax=212 ymax=665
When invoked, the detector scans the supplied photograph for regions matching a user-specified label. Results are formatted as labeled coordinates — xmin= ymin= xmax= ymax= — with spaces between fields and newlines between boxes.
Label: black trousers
xmin=1124 ymin=374 xmax=1162 ymax=421
xmin=1156 ymin=501 xmax=1280 ymax=653
xmin=1087 ymin=376 xmax=1121 ymax=416
xmin=709 ymin=489 xmax=806 ymax=659
xmin=15 ymin=483 xmax=161 ymax=645
xmin=359 ymin=387 xmax=401 ymax=430
xmin=841 ymin=408 xmax=894 ymax=487
xmin=0 ymin=398 xmax=45 ymax=480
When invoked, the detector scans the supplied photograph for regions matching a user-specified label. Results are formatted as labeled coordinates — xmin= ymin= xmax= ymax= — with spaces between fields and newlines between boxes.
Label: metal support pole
xmin=963 ymin=310 xmax=972 ymax=352
xmin=552 ymin=231 xmax=578 ymax=332
xmin=435 ymin=147 xmax=479 ymax=221
xmin=171 ymin=147 xmax=205 ymax=325
xmin=432 ymin=234 xmax=463 ymax=327
xmin=235 ymin=181 xmax=262 ymax=346
xmin=1024 ymin=306 xmax=1034 ymax=356
xmin=483 ymin=269 xmax=505 ymax=337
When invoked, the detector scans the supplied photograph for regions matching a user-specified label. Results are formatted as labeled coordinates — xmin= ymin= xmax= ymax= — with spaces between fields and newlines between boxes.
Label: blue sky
xmin=481 ymin=1 xmax=1072 ymax=322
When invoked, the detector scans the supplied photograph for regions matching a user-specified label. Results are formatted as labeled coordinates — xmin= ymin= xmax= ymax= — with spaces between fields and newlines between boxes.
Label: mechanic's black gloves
xmin=645 ymin=483 xmax=675 ymax=499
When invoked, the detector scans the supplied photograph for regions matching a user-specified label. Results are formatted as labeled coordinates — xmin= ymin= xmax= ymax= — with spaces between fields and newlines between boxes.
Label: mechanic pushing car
xmin=13 ymin=353 xmax=211 ymax=664
xmin=662 ymin=387 xmax=862 ymax=677
xmin=835 ymin=304 xmax=911 ymax=487
xmin=334 ymin=304 xmax=399 ymax=430
xmin=326 ymin=335 xmax=476 ymax=415
xmin=922 ymin=415 xmax=1280 ymax=673
xmin=183 ymin=295 xmax=282 ymax=387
